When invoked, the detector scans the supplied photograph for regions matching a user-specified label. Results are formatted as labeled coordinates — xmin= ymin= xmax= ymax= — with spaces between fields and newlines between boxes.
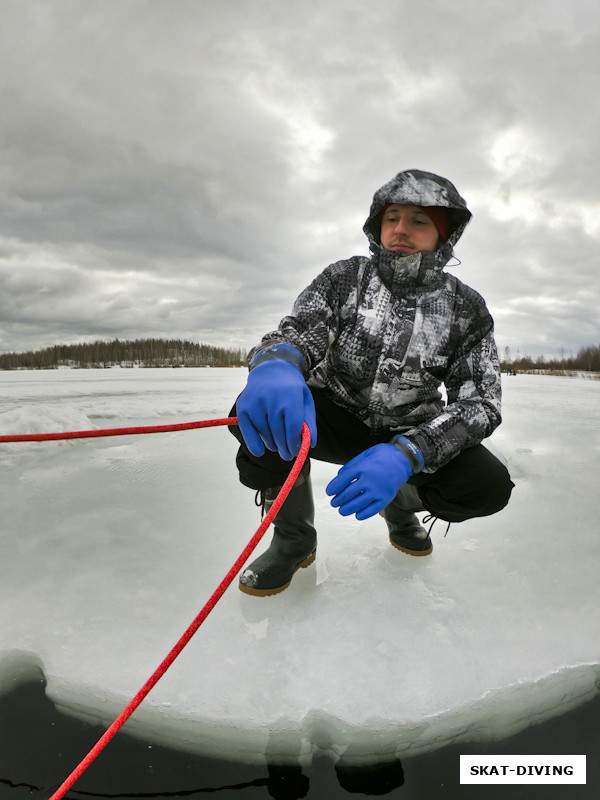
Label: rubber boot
xmin=239 ymin=475 xmax=317 ymax=596
xmin=380 ymin=483 xmax=433 ymax=556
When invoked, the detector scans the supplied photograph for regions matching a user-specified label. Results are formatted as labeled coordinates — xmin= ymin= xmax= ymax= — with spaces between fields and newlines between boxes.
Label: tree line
xmin=500 ymin=344 xmax=600 ymax=374
xmin=2 ymin=338 xmax=598 ymax=374
xmin=0 ymin=338 xmax=247 ymax=370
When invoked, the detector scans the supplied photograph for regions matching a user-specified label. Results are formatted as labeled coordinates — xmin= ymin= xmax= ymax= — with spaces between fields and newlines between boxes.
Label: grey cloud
xmin=0 ymin=0 xmax=599 ymax=358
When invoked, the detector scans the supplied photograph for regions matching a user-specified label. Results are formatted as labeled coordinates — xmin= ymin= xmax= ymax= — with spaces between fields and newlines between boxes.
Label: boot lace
xmin=254 ymin=489 xmax=267 ymax=519
xmin=254 ymin=489 xmax=277 ymax=519
xmin=422 ymin=514 xmax=451 ymax=537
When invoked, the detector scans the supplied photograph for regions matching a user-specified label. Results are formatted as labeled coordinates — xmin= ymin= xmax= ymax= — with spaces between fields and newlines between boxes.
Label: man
xmin=230 ymin=169 xmax=514 ymax=596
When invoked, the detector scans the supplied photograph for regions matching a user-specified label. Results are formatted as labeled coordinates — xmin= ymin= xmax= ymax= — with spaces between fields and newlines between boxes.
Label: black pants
xmin=229 ymin=388 xmax=514 ymax=523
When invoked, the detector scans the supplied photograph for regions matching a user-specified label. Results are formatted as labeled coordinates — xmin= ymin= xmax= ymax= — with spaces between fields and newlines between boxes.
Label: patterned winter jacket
xmin=249 ymin=169 xmax=502 ymax=473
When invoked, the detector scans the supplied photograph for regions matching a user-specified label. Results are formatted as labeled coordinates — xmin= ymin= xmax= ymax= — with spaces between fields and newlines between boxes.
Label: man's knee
xmin=417 ymin=446 xmax=514 ymax=521
xmin=480 ymin=459 xmax=514 ymax=515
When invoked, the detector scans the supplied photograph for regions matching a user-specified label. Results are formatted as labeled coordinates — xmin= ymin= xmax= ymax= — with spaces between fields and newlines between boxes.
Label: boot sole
xmin=389 ymin=538 xmax=433 ymax=557
xmin=238 ymin=550 xmax=316 ymax=597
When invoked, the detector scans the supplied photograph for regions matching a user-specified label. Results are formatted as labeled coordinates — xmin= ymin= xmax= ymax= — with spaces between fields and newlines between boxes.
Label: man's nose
xmin=393 ymin=217 xmax=409 ymax=234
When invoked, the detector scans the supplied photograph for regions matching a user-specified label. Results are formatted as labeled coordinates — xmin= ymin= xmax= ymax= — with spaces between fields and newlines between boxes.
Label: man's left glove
xmin=326 ymin=440 xmax=423 ymax=520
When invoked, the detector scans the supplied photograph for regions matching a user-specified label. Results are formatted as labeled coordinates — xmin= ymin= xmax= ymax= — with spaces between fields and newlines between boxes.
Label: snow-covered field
xmin=0 ymin=368 xmax=598 ymax=766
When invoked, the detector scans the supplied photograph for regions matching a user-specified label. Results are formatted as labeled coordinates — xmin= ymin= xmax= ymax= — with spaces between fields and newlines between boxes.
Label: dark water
xmin=1 ymin=678 xmax=597 ymax=799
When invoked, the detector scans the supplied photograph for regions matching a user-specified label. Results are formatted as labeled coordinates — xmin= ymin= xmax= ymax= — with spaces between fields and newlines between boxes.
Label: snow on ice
xmin=0 ymin=368 xmax=598 ymax=766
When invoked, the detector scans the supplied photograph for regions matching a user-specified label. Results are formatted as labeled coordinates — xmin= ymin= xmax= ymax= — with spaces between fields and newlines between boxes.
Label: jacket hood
xmin=363 ymin=169 xmax=472 ymax=254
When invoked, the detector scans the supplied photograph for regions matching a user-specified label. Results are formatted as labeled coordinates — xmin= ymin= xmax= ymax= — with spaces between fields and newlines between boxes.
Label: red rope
xmin=1 ymin=416 xmax=310 ymax=800
xmin=0 ymin=417 xmax=238 ymax=443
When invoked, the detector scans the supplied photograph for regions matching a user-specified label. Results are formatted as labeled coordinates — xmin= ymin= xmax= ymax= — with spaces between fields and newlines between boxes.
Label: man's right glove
xmin=236 ymin=350 xmax=317 ymax=461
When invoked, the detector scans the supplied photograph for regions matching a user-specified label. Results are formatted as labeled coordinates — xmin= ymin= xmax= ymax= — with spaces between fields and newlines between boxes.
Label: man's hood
xmin=363 ymin=169 xmax=472 ymax=254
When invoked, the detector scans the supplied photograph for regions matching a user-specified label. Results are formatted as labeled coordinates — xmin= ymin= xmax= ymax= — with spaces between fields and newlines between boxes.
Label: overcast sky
xmin=1 ymin=0 xmax=598 ymax=360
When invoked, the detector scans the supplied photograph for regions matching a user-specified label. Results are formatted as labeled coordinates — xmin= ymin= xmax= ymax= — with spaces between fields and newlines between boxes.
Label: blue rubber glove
xmin=237 ymin=360 xmax=317 ymax=461
xmin=326 ymin=443 xmax=415 ymax=520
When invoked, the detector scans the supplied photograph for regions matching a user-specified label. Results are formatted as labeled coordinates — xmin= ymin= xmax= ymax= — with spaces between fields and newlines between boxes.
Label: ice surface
xmin=0 ymin=368 xmax=599 ymax=766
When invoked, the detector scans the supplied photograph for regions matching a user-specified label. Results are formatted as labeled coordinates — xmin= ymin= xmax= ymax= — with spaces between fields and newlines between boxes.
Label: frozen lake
xmin=0 ymin=368 xmax=598 ymax=768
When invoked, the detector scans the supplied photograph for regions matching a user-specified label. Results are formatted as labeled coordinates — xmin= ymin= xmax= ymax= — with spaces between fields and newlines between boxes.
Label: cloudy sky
xmin=1 ymin=0 xmax=598 ymax=360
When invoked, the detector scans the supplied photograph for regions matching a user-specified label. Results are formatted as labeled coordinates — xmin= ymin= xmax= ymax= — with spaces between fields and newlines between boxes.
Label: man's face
xmin=380 ymin=204 xmax=440 ymax=254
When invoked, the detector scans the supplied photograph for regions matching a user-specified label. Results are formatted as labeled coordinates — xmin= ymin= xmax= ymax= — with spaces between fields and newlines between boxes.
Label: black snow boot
xmin=239 ymin=472 xmax=317 ymax=596
xmin=381 ymin=483 xmax=432 ymax=556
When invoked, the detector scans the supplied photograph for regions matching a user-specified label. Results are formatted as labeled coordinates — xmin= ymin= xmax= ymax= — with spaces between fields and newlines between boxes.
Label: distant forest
xmin=0 ymin=338 xmax=247 ymax=370
xmin=500 ymin=344 xmax=600 ymax=374
xmin=1 ymin=338 xmax=598 ymax=375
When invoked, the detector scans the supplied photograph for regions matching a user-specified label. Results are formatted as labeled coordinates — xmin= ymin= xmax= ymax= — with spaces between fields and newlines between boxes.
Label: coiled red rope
xmin=1 ymin=416 xmax=311 ymax=799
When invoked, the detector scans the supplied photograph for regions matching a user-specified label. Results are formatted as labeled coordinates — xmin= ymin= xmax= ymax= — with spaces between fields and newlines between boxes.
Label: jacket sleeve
xmin=247 ymin=262 xmax=347 ymax=377
xmin=401 ymin=315 xmax=503 ymax=472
